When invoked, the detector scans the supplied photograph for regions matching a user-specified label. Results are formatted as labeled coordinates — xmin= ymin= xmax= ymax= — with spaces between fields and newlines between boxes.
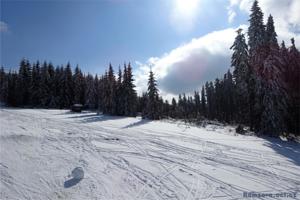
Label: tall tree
xmin=0 ymin=67 xmax=8 ymax=104
xmin=230 ymin=29 xmax=250 ymax=123
xmin=201 ymin=86 xmax=206 ymax=117
xmin=248 ymin=0 xmax=266 ymax=55
xmin=265 ymin=15 xmax=278 ymax=48
xmin=30 ymin=61 xmax=41 ymax=106
xmin=260 ymin=43 xmax=288 ymax=136
xmin=123 ymin=63 xmax=137 ymax=116
xmin=18 ymin=58 xmax=32 ymax=106
xmin=248 ymin=0 xmax=268 ymax=131
xmin=145 ymin=70 xmax=160 ymax=120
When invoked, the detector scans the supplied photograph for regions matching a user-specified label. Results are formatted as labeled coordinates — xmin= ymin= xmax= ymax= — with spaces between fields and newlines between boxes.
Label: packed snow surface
xmin=0 ymin=108 xmax=299 ymax=199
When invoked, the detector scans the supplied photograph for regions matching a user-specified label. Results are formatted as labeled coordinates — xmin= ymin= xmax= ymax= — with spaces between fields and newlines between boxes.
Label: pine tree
xmin=248 ymin=0 xmax=268 ymax=131
xmin=47 ymin=62 xmax=57 ymax=107
xmin=123 ymin=63 xmax=137 ymax=116
xmin=194 ymin=91 xmax=200 ymax=118
xmin=7 ymin=71 xmax=18 ymax=106
xmin=170 ymin=97 xmax=177 ymax=118
xmin=0 ymin=67 xmax=8 ymax=104
xmin=116 ymin=66 xmax=124 ymax=115
xmin=265 ymin=15 xmax=278 ymax=48
xmin=201 ymin=86 xmax=206 ymax=117
xmin=39 ymin=62 xmax=50 ymax=106
xmin=260 ymin=44 xmax=288 ymax=136
xmin=223 ymin=70 xmax=235 ymax=122
xmin=85 ymin=74 xmax=96 ymax=109
xmin=63 ymin=63 xmax=74 ymax=107
xmin=230 ymin=29 xmax=250 ymax=123
xmin=94 ymin=74 xmax=99 ymax=110
xmin=30 ymin=61 xmax=41 ymax=106
xmin=73 ymin=65 xmax=85 ymax=105
xmin=248 ymin=0 xmax=266 ymax=55
xmin=18 ymin=58 xmax=32 ymax=106
xmin=103 ymin=64 xmax=117 ymax=114
xmin=146 ymin=70 xmax=160 ymax=120
xmin=287 ymin=38 xmax=300 ymax=134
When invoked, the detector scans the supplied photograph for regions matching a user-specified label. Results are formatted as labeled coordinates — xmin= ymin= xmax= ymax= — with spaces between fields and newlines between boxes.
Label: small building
xmin=71 ymin=104 xmax=83 ymax=113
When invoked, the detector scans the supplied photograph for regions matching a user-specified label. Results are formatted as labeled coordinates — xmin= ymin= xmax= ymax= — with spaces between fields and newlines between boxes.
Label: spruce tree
xmin=18 ymin=58 xmax=32 ymax=106
xmin=64 ymin=63 xmax=74 ymax=107
xmin=146 ymin=70 xmax=160 ymax=120
xmin=201 ymin=86 xmax=206 ymax=117
xmin=116 ymin=66 xmax=124 ymax=115
xmin=265 ymin=15 xmax=278 ymax=48
xmin=171 ymin=97 xmax=177 ymax=118
xmin=248 ymin=0 xmax=266 ymax=55
xmin=194 ymin=91 xmax=200 ymax=118
xmin=123 ymin=63 xmax=137 ymax=116
xmin=230 ymin=29 xmax=250 ymax=123
xmin=85 ymin=74 xmax=96 ymax=109
xmin=30 ymin=61 xmax=41 ymax=106
xmin=0 ymin=67 xmax=8 ymax=104
xmin=287 ymin=38 xmax=300 ymax=134
xmin=248 ymin=0 xmax=268 ymax=131
xmin=260 ymin=44 xmax=288 ymax=136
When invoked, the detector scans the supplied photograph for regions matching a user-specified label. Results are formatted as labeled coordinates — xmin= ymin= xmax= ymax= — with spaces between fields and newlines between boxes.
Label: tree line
xmin=0 ymin=0 xmax=299 ymax=136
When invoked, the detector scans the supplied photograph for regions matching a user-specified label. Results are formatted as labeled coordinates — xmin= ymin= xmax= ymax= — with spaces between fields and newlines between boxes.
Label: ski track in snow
xmin=0 ymin=108 xmax=300 ymax=200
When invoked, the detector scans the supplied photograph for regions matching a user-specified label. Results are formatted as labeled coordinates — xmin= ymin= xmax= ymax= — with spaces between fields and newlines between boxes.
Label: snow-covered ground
xmin=0 ymin=108 xmax=299 ymax=200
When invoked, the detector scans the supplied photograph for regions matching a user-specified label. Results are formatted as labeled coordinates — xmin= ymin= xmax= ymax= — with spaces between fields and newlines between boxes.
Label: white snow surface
xmin=0 ymin=108 xmax=299 ymax=200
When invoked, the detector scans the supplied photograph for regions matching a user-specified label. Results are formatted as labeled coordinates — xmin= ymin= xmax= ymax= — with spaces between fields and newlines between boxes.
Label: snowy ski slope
xmin=0 ymin=108 xmax=299 ymax=199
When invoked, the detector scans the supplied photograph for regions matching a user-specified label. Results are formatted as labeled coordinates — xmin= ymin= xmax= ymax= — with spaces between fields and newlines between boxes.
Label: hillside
xmin=0 ymin=108 xmax=299 ymax=199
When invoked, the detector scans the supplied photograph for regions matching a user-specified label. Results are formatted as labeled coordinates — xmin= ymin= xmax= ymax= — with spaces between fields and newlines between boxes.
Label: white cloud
xmin=135 ymin=0 xmax=300 ymax=100
xmin=0 ymin=21 xmax=9 ymax=33
xmin=134 ymin=26 xmax=247 ymax=100
xmin=170 ymin=0 xmax=202 ymax=33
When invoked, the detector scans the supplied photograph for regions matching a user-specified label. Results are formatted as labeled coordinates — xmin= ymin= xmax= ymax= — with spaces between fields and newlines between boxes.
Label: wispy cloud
xmin=0 ymin=21 xmax=9 ymax=33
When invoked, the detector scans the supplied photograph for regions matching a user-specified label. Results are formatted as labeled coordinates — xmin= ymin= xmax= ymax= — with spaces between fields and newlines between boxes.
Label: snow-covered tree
xmin=260 ymin=44 xmax=288 ymax=136
xmin=248 ymin=0 xmax=266 ymax=55
xmin=230 ymin=29 xmax=250 ymax=123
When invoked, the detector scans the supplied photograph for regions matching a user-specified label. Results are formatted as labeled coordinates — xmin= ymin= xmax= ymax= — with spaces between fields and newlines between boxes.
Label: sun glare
xmin=175 ymin=0 xmax=200 ymax=15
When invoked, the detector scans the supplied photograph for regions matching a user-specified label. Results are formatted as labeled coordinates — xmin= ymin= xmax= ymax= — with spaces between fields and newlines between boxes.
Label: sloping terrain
xmin=0 ymin=108 xmax=299 ymax=200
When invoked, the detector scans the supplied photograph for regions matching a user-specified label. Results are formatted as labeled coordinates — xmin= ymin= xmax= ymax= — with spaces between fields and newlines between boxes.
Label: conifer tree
xmin=18 ymin=58 xmax=32 ymax=106
xmin=85 ymin=74 xmax=96 ymax=109
xmin=194 ymin=91 xmax=200 ymax=117
xmin=230 ymin=29 xmax=250 ymax=123
xmin=146 ymin=70 xmax=160 ymax=120
xmin=201 ymin=86 xmax=206 ymax=117
xmin=248 ymin=0 xmax=266 ymax=55
xmin=30 ymin=61 xmax=41 ymax=106
xmin=116 ymin=66 xmax=124 ymax=115
xmin=260 ymin=44 xmax=288 ymax=136
xmin=123 ymin=63 xmax=137 ymax=116
xmin=265 ymin=15 xmax=278 ymax=48
xmin=0 ymin=67 xmax=8 ymax=104
xmin=64 ymin=63 xmax=74 ymax=107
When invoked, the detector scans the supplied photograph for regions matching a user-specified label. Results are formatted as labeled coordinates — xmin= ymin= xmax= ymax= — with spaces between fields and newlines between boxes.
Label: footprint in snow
xmin=64 ymin=167 xmax=84 ymax=188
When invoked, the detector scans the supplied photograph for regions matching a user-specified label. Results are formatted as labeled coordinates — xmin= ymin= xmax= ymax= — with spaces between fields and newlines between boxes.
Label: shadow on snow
xmin=263 ymin=137 xmax=300 ymax=166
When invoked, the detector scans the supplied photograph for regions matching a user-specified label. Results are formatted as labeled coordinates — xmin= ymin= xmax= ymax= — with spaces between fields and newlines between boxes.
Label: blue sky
xmin=1 ymin=0 xmax=245 ymax=73
xmin=1 ymin=0 xmax=299 ymax=97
